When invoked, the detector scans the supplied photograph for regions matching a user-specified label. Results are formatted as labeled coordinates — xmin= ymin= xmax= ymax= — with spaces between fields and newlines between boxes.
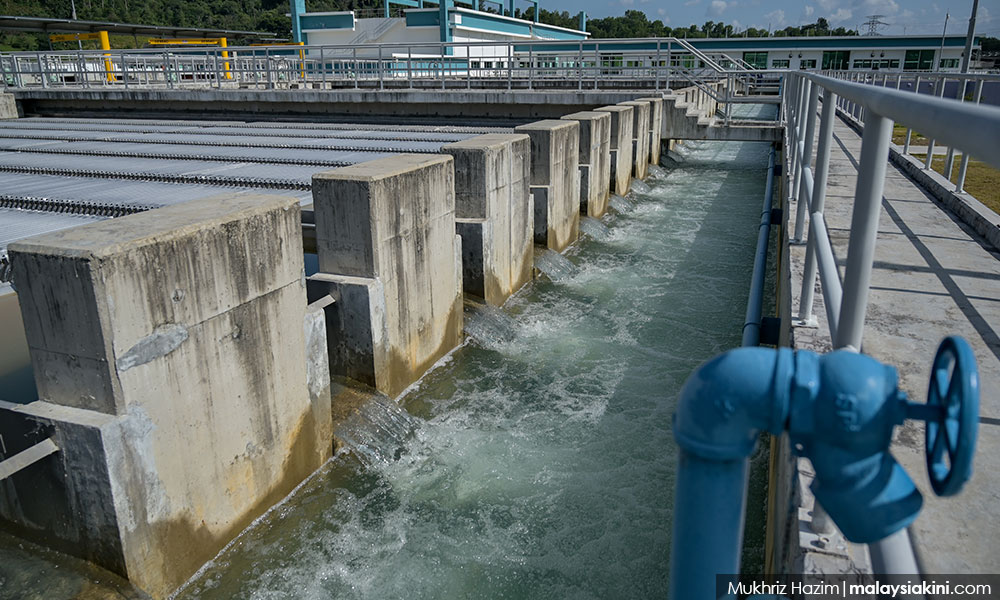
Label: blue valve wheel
xmin=925 ymin=336 xmax=979 ymax=497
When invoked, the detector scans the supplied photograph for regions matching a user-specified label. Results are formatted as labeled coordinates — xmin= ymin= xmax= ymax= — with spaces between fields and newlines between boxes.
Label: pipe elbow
xmin=673 ymin=347 xmax=794 ymax=460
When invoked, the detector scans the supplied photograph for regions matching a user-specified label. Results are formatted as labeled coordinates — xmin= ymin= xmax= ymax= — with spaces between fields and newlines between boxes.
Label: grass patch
xmin=912 ymin=153 xmax=1000 ymax=216
xmin=892 ymin=124 xmax=927 ymax=146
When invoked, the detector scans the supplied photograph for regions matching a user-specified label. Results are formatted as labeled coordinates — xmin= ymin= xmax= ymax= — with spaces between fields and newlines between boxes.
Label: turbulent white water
xmin=172 ymin=138 xmax=772 ymax=600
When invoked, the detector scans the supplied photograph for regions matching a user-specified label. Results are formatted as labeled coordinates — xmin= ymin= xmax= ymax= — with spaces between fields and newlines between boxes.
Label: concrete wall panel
xmin=442 ymin=133 xmax=533 ymax=305
xmin=312 ymin=154 xmax=463 ymax=398
xmin=561 ymin=111 xmax=612 ymax=217
xmin=514 ymin=119 xmax=580 ymax=252
xmin=594 ymin=105 xmax=633 ymax=196
xmin=619 ymin=100 xmax=651 ymax=180
xmin=638 ymin=96 xmax=664 ymax=166
xmin=6 ymin=194 xmax=329 ymax=599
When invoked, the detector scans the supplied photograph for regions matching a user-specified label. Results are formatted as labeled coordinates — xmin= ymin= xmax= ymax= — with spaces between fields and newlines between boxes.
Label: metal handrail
xmin=0 ymin=37 xmax=776 ymax=94
xmin=785 ymin=69 xmax=1000 ymax=574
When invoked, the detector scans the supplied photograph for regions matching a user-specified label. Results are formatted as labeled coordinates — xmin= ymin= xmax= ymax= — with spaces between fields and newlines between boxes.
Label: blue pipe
xmin=741 ymin=146 xmax=776 ymax=347
xmin=669 ymin=347 xmax=927 ymax=599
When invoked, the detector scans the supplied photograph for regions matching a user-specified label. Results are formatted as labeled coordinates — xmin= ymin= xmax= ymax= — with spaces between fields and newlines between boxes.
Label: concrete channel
xmin=0 ymin=86 xmax=749 ymax=598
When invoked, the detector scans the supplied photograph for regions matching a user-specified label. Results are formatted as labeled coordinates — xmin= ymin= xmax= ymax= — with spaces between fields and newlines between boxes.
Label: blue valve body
xmin=669 ymin=347 xmax=948 ymax=600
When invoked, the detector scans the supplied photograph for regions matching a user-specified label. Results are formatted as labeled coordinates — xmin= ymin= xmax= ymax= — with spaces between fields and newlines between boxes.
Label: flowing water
xmin=172 ymin=138 xmax=772 ymax=600
xmin=578 ymin=216 xmax=611 ymax=241
xmin=607 ymin=194 xmax=633 ymax=214
xmin=0 ymin=133 xmax=774 ymax=600
xmin=532 ymin=248 xmax=578 ymax=281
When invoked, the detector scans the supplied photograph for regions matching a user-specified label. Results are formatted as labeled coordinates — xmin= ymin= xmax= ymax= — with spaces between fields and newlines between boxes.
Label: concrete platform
xmin=785 ymin=114 xmax=1000 ymax=574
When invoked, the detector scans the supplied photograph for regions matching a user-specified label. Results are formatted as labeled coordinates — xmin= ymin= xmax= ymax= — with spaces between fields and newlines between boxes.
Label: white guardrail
xmin=783 ymin=70 xmax=1000 ymax=574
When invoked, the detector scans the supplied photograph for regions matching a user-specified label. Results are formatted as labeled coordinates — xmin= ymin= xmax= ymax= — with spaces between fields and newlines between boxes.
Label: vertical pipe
xmin=654 ymin=40 xmax=660 ymax=91
xmin=834 ymin=113 xmax=894 ymax=352
xmin=903 ymin=75 xmax=920 ymax=154
xmin=869 ymin=529 xmax=922 ymax=575
xmin=793 ymin=81 xmax=819 ymax=242
xmin=36 ymin=53 xmax=46 ymax=89
xmin=669 ymin=454 xmax=750 ymax=600
xmin=798 ymin=90 xmax=837 ymax=324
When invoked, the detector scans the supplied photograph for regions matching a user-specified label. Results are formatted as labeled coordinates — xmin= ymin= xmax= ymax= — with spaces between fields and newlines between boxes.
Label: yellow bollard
xmin=299 ymin=42 xmax=305 ymax=79
xmin=220 ymin=37 xmax=232 ymax=80
xmin=99 ymin=30 xmax=113 ymax=82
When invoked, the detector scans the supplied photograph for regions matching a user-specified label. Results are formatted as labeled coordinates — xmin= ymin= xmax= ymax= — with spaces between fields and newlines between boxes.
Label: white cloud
xmin=619 ymin=0 xmax=634 ymax=6
xmin=684 ymin=0 xmax=702 ymax=6
xmin=764 ymin=8 xmax=786 ymax=26
xmin=657 ymin=7 xmax=671 ymax=21
xmin=830 ymin=8 xmax=852 ymax=23
xmin=709 ymin=0 xmax=728 ymax=16
xmin=804 ymin=5 xmax=815 ymax=17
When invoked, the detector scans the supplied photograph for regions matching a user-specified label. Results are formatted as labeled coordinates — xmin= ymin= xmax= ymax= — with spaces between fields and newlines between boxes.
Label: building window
xmin=939 ymin=58 xmax=959 ymax=69
xmin=904 ymin=49 xmax=935 ymax=70
xmin=822 ymin=50 xmax=850 ymax=70
xmin=771 ymin=59 xmax=790 ymax=68
xmin=800 ymin=59 xmax=817 ymax=69
xmin=742 ymin=51 xmax=768 ymax=69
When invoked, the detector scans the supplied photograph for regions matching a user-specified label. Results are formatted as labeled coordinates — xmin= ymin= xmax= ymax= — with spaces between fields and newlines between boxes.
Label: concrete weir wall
xmin=0 ymin=194 xmax=331 ymax=598
xmin=594 ymin=105 xmax=634 ymax=197
xmin=308 ymin=154 xmax=464 ymax=399
xmin=620 ymin=100 xmax=652 ymax=180
xmin=514 ymin=119 xmax=581 ymax=252
xmin=442 ymin=134 xmax=534 ymax=306
xmin=638 ymin=97 xmax=664 ymax=166
xmin=561 ymin=111 xmax=612 ymax=218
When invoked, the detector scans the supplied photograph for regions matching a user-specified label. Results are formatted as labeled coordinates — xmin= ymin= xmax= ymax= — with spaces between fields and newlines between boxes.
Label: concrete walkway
xmin=787 ymin=115 xmax=1000 ymax=574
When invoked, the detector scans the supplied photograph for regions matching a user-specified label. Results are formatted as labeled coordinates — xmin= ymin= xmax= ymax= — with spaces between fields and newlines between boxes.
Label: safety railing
xmin=817 ymin=69 xmax=1000 ymax=193
xmin=784 ymin=70 xmax=999 ymax=573
xmin=668 ymin=69 xmax=991 ymax=599
xmin=0 ymin=37 xmax=778 ymax=96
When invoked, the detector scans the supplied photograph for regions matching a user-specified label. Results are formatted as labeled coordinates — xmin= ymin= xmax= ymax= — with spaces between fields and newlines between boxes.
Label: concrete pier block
xmin=0 ymin=93 xmax=18 ymax=119
xmin=561 ymin=111 xmax=612 ymax=218
xmin=311 ymin=154 xmax=463 ymax=398
xmin=441 ymin=134 xmax=533 ymax=305
xmin=594 ymin=105 xmax=634 ymax=197
xmin=4 ymin=194 xmax=331 ymax=598
xmin=638 ymin=97 xmax=664 ymax=166
xmin=619 ymin=100 xmax=651 ymax=180
xmin=514 ymin=119 xmax=580 ymax=253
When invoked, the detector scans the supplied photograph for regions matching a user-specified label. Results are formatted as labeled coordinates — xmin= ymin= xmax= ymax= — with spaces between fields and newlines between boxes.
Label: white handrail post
xmin=924 ymin=78 xmax=947 ymax=170
xmin=797 ymin=89 xmax=837 ymax=325
xmin=790 ymin=77 xmax=809 ymax=231
xmin=955 ymin=79 xmax=984 ymax=192
xmin=793 ymin=81 xmax=820 ymax=242
xmin=834 ymin=112 xmax=894 ymax=352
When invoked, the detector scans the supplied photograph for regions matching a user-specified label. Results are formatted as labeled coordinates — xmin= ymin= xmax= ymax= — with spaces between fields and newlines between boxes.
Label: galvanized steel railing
xmin=0 ymin=37 xmax=775 ymax=95
xmin=784 ymin=69 xmax=1000 ymax=572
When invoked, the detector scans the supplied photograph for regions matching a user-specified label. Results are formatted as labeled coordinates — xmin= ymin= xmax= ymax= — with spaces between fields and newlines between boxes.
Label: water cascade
xmin=532 ymin=247 xmax=578 ymax=281
xmin=578 ymin=216 xmax=611 ymax=241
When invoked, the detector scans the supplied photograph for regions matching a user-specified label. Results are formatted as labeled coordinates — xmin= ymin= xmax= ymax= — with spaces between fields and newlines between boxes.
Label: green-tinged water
xmin=0 ymin=125 xmax=776 ymax=599
xmin=173 ymin=139 xmax=772 ymax=600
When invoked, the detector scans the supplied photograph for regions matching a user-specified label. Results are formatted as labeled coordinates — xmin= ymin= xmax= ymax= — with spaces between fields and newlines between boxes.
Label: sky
xmin=542 ymin=0 xmax=1000 ymax=37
